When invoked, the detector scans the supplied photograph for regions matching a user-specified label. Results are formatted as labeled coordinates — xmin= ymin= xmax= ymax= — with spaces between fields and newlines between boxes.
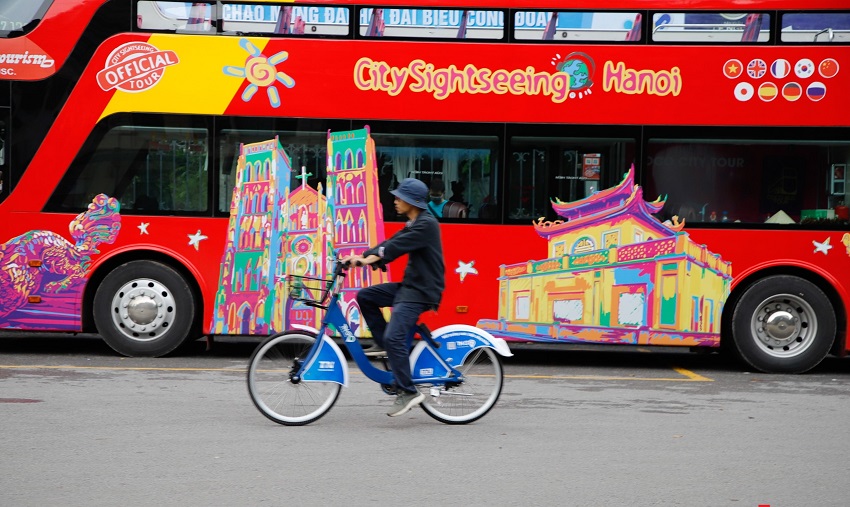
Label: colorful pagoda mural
xmin=211 ymin=128 xmax=388 ymax=336
xmin=478 ymin=166 xmax=732 ymax=347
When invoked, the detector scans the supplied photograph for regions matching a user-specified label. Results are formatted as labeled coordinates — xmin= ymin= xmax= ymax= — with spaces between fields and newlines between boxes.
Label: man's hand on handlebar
xmin=340 ymin=254 xmax=386 ymax=271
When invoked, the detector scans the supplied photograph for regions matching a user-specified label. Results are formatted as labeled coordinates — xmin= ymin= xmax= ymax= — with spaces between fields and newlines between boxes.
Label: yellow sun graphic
xmin=222 ymin=38 xmax=295 ymax=108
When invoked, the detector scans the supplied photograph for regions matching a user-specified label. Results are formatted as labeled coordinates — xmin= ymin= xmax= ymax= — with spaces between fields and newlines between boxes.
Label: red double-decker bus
xmin=1 ymin=0 xmax=848 ymax=373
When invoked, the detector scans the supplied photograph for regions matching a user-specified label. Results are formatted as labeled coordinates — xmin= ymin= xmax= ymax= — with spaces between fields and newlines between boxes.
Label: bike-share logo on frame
xmin=319 ymin=361 xmax=336 ymax=371
xmin=96 ymin=42 xmax=179 ymax=92
xmin=447 ymin=339 xmax=476 ymax=350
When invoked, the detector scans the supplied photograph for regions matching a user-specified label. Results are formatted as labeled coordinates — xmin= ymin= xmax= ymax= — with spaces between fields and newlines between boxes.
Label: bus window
xmin=47 ymin=124 xmax=209 ymax=214
xmin=0 ymin=0 xmax=52 ymax=37
xmin=221 ymin=3 xmax=350 ymax=36
xmin=507 ymin=135 xmax=636 ymax=221
xmin=358 ymin=7 xmax=504 ymax=40
xmin=370 ymin=133 xmax=499 ymax=221
xmin=137 ymin=1 xmax=214 ymax=32
xmin=218 ymin=128 xmax=330 ymax=213
xmin=781 ymin=13 xmax=850 ymax=43
xmin=513 ymin=11 xmax=642 ymax=42
xmin=645 ymin=138 xmax=850 ymax=225
xmin=652 ymin=12 xmax=770 ymax=43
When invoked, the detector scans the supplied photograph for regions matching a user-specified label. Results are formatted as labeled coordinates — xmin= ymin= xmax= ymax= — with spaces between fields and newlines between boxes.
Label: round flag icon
xmin=770 ymin=59 xmax=790 ymax=79
xmin=734 ymin=82 xmax=754 ymax=102
xmin=782 ymin=82 xmax=802 ymax=101
xmin=819 ymin=58 xmax=839 ymax=78
xmin=723 ymin=59 xmax=743 ymax=79
xmin=758 ymin=82 xmax=778 ymax=102
xmin=794 ymin=58 xmax=815 ymax=78
xmin=747 ymin=58 xmax=767 ymax=79
xmin=806 ymin=82 xmax=826 ymax=102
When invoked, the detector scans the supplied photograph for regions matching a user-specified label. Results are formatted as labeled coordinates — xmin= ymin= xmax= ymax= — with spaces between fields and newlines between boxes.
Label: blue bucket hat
xmin=390 ymin=178 xmax=429 ymax=209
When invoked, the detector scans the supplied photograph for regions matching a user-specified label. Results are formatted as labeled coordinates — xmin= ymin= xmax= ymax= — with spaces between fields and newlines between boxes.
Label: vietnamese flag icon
xmin=723 ymin=59 xmax=743 ymax=79
xmin=782 ymin=82 xmax=802 ymax=102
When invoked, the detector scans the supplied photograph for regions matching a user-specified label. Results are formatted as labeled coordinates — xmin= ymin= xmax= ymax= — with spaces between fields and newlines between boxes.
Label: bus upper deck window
xmin=137 ymin=1 xmax=214 ymax=32
xmin=220 ymin=4 xmax=350 ymax=37
xmin=652 ymin=12 xmax=770 ymax=43
xmin=513 ymin=11 xmax=642 ymax=42
xmin=358 ymin=7 xmax=504 ymax=40
xmin=0 ymin=0 xmax=52 ymax=37
xmin=780 ymin=13 xmax=850 ymax=43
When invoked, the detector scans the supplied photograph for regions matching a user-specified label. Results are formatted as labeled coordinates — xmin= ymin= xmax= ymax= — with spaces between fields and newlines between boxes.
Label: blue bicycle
xmin=247 ymin=257 xmax=513 ymax=425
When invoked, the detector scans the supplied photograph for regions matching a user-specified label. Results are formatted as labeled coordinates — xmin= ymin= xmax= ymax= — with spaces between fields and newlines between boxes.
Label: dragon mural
xmin=0 ymin=194 xmax=121 ymax=324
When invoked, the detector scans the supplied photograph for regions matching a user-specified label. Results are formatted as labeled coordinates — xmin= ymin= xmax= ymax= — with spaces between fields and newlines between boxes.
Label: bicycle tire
xmin=247 ymin=331 xmax=341 ymax=426
xmin=420 ymin=347 xmax=504 ymax=424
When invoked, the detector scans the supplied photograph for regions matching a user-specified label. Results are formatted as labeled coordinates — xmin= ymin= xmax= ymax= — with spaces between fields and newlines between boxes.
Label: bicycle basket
xmin=287 ymin=274 xmax=333 ymax=307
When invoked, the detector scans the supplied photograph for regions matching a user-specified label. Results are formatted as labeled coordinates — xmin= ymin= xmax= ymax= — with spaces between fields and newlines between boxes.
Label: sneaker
xmin=363 ymin=345 xmax=387 ymax=357
xmin=387 ymin=390 xmax=425 ymax=417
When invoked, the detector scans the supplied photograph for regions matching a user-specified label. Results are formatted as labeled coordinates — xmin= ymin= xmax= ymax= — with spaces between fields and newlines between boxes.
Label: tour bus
xmin=1 ymin=0 xmax=849 ymax=374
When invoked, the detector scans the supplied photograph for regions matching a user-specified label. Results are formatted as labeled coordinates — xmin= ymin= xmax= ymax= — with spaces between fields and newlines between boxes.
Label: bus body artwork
xmin=0 ymin=0 xmax=849 ymax=373
xmin=210 ymin=130 xmax=388 ymax=337
xmin=0 ymin=195 xmax=121 ymax=328
xmin=478 ymin=166 xmax=733 ymax=347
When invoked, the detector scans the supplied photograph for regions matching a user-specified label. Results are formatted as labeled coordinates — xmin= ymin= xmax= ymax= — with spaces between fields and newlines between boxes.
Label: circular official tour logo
xmin=95 ymin=41 xmax=179 ymax=93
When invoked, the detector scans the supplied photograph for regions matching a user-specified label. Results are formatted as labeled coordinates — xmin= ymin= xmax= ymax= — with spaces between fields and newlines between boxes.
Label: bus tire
xmin=93 ymin=260 xmax=196 ymax=357
xmin=731 ymin=275 xmax=835 ymax=374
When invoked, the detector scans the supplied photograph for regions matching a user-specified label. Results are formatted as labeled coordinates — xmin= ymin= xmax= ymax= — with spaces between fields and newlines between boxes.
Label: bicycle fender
xmin=426 ymin=324 xmax=513 ymax=366
xmin=290 ymin=323 xmax=320 ymax=335
xmin=300 ymin=334 xmax=349 ymax=387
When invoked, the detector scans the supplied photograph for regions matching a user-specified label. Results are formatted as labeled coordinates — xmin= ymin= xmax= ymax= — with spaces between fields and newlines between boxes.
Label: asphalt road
xmin=2 ymin=334 xmax=850 ymax=507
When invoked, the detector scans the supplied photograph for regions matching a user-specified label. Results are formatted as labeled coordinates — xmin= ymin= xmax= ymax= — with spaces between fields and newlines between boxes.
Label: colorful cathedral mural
xmin=0 ymin=194 xmax=121 ymax=330
xmin=211 ymin=128 xmax=388 ymax=336
xmin=477 ymin=166 xmax=732 ymax=347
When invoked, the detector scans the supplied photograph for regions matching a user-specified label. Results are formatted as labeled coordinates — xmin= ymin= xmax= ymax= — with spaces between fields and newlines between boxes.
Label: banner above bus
xmin=87 ymin=33 xmax=848 ymax=127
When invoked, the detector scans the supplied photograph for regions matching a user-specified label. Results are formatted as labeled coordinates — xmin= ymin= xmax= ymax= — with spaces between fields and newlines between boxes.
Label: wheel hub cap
xmin=752 ymin=294 xmax=816 ymax=357
xmin=110 ymin=278 xmax=176 ymax=342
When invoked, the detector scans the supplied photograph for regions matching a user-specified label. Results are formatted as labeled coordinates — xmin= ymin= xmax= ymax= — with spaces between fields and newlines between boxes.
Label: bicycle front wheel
xmin=421 ymin=347 xmax=504 ymax=424
xmin=247 ymin=331 xmax=341 ymax=426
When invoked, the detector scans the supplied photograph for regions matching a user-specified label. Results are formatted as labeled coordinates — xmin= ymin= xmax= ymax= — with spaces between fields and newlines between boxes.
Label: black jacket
xmin=364 ymin=210 xmax=445 ymax=308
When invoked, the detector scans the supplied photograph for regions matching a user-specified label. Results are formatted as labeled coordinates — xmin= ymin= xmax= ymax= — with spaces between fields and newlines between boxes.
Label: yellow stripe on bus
xmin=100 ymin=34 xmax=266 ymax=119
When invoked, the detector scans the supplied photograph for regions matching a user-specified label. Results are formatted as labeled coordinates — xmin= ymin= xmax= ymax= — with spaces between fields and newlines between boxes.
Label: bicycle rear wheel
xmin=421 ymin=347 xmax=504 ymax=424
xmin=247 ymin=331 xmax=341 ymax=426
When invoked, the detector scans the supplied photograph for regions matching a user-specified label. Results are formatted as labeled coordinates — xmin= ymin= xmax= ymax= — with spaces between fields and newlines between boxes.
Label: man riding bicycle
xmin=341 ymin=177 xmax=445 ymax=417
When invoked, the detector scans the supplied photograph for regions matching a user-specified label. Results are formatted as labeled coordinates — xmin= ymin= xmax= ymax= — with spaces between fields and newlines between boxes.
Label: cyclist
xmin=341 ymin=177 xmax=445 ymax=417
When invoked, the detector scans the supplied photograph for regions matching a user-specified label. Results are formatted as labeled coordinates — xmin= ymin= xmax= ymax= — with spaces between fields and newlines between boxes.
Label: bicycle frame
xmin=291 ymin=265 xmax=512 ymax=388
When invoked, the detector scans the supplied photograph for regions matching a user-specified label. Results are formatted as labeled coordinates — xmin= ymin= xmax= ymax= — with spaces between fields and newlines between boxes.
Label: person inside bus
xmin=341 ymin=178 xmax=445 ymax=417
xmin=427 ymin=178 xmax=448 ymax=218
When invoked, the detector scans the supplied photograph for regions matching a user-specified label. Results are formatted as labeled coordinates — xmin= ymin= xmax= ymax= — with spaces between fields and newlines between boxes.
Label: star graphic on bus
xmin=137 ymin=222 xmax=150 ymax=235
xmin=222 ymin=38 xmax=295 ymax=108
xmin=813 ymin=237 xmax=832 ymax=255
xmin=455 ymin=260 xmax=478 ymax=282
xmin=188 ymin=230 xmax=208 ymax=250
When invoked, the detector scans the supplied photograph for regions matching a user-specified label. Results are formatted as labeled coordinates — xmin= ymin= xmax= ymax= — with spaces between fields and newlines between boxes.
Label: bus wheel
xmin=731 ymin=275 xmax=835 ymax=373
xmin=93 ymin=260 xmax=196 ymax=357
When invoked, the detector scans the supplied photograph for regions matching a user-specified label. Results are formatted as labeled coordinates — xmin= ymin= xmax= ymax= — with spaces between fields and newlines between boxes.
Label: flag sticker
xmin=819 ymin=58 xmax=839 ymax=79
xmin=723 ymin=59 xmax=743 ymax=79
xmin=782 ymin=82 xmax=802 ymax=102
xmin=770 ymin=59 xmax=790 ymax=79
xmin=806 ymin=82 xmax=826 ymax=102
xmin=794 ymin=58 xmax=815 ymax=79
xmin=734 ymin=82 xmax=754 ymax=102
xmin=758 ymin=82 xmax=778 ymax=102
xmin=747 ymin=58 xmax=766 ymax=78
